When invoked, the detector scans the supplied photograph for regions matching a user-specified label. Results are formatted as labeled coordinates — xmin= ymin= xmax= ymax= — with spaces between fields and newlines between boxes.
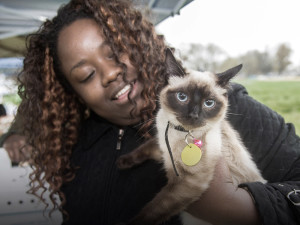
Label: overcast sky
xmin=156 ymin=0 xmax=300 ymax=65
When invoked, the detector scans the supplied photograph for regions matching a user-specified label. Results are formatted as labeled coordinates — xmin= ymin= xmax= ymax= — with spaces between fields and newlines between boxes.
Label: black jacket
xmin=61 ymin=111 xmax=181 ymax=225
xmin=61 ymin=83 xmax=300 ymax=225
xmin=228 ymin=84 xmax=300 ymax=225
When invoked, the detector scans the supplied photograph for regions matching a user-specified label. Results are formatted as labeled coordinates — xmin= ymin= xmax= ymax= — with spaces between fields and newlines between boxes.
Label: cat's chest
xmin=157 ymin=125 xmax=223 ymax=174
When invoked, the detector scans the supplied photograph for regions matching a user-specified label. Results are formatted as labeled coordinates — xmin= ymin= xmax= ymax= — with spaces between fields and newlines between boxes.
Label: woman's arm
xmin=0 ymin=113 xmax=30 ymax=164
xmin=186 ymin=157 xmax=262 ymax=225
xmin=187 ymin=83 xmax=300 ymax=224
xmin=187 ymin=157 xmax=300 ymax=225
xmin=240 ymin=180 xmax=300 ymax=224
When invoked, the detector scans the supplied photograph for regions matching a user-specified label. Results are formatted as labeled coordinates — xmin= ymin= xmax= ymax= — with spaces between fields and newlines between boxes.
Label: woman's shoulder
xmin=227 ymin=82 xmax=284 ymax=126
xmin=227 ymin=82 xmax=300 ymax=182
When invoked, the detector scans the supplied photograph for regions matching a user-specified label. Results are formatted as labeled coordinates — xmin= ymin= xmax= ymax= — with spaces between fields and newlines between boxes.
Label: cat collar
xmin=168 ymin=122 xmax=189 ymax=133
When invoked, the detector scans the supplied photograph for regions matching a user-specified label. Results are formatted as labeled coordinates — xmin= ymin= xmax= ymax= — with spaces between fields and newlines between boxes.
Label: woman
xmin=7 ymin=0 xmax=300 ymax=224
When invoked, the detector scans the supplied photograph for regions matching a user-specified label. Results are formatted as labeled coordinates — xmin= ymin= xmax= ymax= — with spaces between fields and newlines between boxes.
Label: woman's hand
xmin=3 ymin=134 xmax=31 ymax=164
xmin=186 ymin=157 xmax=262 ymax=225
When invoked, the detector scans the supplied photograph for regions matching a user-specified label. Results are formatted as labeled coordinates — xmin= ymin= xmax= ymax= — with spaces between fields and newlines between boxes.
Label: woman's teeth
xmin=115 ymin=84 xmax=131 ymax=99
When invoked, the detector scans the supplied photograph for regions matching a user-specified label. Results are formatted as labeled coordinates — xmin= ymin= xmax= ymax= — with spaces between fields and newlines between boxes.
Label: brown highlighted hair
xmin=17 ymin=0 xmax=167 ymax=215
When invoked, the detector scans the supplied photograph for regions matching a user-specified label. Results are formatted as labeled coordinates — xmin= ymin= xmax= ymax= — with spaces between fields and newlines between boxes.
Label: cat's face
xmin=160 ymin=70 xmax=228 ymax=130
xmin=160 ymin=49 xmax=242 ymax=131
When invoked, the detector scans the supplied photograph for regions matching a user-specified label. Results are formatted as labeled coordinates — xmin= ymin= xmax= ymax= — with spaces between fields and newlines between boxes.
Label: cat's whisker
xmin=133 ymin=117 xmax=156 ymax=131
xmin=136 ymin=127 xmax=157 ymax=142
xmin=142 ymin=107 xmax=159 ymax=112
xmin=141 ymin=117 xmax=155 ymax=125
xmin=227 ymin=112 xmax=243 ymax=116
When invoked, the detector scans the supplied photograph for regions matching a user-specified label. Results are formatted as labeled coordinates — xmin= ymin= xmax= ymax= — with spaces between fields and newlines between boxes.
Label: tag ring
xmin=287 ymin=189 xmax=300 ymax=206
xmin=185 ymin=131 xmax=194 ymax=146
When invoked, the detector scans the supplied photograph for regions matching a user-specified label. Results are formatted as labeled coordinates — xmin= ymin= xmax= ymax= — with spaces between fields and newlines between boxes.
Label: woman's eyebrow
xmin=70 ymin=60 xmax=87 ymax=76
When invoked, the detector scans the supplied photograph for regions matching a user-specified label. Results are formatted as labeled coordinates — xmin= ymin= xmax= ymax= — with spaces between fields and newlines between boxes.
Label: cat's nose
xmin=189 ymin=106 xmax=200 ymax=119
xmin=189 ymin=112 xmax=199 ymax=119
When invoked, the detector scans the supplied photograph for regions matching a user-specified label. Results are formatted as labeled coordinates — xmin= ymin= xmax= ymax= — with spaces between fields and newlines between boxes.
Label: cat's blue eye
xmin=204 ymin=99 xmax=215 ymax=108
xmin=176 ymin=92 xmax=188 ymax=102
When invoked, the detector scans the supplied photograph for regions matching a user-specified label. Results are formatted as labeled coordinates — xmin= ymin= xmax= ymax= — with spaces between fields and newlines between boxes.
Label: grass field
xmin=235 ymin=79 xmax=300 ymax=136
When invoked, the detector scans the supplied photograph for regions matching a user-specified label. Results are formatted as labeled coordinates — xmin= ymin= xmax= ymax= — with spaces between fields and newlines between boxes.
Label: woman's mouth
xmin=112 ymin=80 xmax=140 ymax=103
xmin=114 ymin=84 xmax=131 ymax=99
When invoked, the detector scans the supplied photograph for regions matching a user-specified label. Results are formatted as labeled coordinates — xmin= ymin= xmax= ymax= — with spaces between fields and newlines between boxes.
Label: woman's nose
xmin=100 ymin=63 xmax=122 ymax=87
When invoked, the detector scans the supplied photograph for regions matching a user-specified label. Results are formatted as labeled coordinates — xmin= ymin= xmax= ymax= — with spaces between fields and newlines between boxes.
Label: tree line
xmin=178 ymin=43 xmax=296 ymax=76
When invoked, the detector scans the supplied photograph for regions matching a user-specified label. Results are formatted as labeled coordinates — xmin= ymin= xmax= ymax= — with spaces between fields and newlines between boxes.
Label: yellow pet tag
xmin=181 ymin=143 xmax=202 ymax=166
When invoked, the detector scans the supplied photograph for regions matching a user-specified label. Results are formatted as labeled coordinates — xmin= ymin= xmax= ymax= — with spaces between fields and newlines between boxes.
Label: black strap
xmin=165 ymin=122 xmax=179 ymax=176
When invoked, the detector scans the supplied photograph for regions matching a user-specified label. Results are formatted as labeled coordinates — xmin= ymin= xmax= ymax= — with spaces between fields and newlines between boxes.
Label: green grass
xmin=3 ymin=94 xmax=21 ymax=106
xmin=235 ymin=79 xmax=300 ymax=136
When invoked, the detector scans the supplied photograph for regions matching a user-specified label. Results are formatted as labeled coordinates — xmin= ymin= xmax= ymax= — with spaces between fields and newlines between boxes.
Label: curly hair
xmin=17 ymin=0 xmax=168 ymax=216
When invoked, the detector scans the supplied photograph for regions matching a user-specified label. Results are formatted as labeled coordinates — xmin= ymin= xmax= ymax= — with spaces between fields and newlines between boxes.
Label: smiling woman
xmin=12 ymin=0 xmax=171 ymax=224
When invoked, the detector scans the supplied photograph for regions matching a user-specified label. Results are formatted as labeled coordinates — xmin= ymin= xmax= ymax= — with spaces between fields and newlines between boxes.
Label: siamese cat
xmin=117 ymin=49 xmax=266 ymax=225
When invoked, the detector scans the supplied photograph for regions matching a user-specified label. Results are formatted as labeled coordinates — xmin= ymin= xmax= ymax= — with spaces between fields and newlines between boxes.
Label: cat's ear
xmin=216 ymin=64 xmax=243 ymax=87
xmin=165 ymin=48 xmax=186 ymax=78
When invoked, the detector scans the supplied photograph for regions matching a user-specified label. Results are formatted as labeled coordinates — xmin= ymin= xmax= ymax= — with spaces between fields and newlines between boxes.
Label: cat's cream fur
xmin=158 ymin=70 xmax=264 ymax=183
xmin=117 ymin=49 xmax=266 ymax=225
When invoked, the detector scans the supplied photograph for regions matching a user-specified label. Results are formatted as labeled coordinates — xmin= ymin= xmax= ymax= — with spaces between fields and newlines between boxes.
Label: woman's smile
xmin=112 ymin=80 xmax=141 ymax=104
xmin=113 ymin=83 xmax=132 ymax=100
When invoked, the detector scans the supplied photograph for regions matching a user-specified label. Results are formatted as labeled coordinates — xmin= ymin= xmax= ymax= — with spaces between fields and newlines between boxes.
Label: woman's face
xmin=57 ymin=19 xmax=144 ymax=126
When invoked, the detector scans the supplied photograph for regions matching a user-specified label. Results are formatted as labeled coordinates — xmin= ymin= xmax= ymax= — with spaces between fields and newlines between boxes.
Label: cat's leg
xmin=116 ymin=138 xmax=162 ymax=169
xmin=128 ymin=174 xmax=213 ymax=225
xmin=226 ymin=148 xmax=267 ymax=184
xmin=221 ymin=122 xmax=267 ymax=184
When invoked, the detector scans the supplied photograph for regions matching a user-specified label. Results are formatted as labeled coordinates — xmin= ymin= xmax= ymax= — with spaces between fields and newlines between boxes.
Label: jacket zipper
xmin=103 ymin=128 xmax=124 ymax=224
xmin=116 ymin=128 xmax=124 ymax=150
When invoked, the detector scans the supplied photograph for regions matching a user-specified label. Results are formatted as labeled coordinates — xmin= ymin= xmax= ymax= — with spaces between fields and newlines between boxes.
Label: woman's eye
xmin=80 ymin=71 xmax=95 ymax=83
xmin=107 ymin=52 xmax=114 ymax=60
xmin=204 ymin=99 xmax=215 ymax=108
xmin=176 ymin=92 xmax=188 ymax=102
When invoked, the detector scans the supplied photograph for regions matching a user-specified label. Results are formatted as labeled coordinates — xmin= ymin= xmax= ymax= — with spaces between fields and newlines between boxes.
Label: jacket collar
xmin=76 ymin=112 xmax=115 ymax=152
xmin=76 ymin=111 xmax=145 ymax=152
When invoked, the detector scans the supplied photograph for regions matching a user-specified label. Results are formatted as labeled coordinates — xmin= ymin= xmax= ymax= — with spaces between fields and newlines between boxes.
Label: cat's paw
xmin=116 ymin=154 xmax=137 ymax=169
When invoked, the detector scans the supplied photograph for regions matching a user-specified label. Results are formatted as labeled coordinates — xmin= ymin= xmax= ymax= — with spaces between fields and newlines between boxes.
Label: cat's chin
xmin=176 ymin=121 xmax=205 ymax=131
